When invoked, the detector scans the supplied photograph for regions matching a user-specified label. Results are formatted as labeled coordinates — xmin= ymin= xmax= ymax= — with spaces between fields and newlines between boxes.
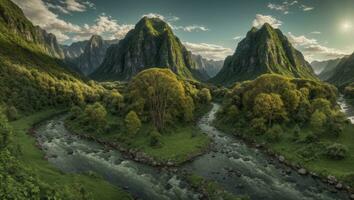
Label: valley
xmin=1 ymin=0 xmax=354 ymax=199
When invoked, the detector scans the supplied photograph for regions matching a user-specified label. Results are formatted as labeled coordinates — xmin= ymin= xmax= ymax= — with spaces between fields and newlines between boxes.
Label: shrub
xmin=251 ymin=117 xmax=267 ymax=135
xmin=326 ymin=143 xmax=348 ymax=160
xmin=5 ymin=106 xmax=18 ymax=121
xmin=292 ymin=124 xmax=301 ymax=141
xmin=83 ymin=102 xmax=107 ymax=133
xmin=150 ymin=130 xmax=162 ymax=147
xmin=310 ymin=110 xmax=326 ymax=132
xmin=265 ymin=124 xmax=283 ymax=142
xmin=125 ymin=111 xmax=141 ymax=135
xmin=198 ymin=88 xmax=212 ymax=104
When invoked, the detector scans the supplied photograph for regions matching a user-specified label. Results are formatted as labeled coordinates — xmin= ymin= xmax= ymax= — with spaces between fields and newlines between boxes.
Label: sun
xmin=341 ymin=21 xmax=352 ymax=32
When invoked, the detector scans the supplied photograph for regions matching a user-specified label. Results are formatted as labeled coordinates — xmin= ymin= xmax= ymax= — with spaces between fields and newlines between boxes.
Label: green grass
xmin=11 ymin=109 xmax=132 ymax=200
xmin=127 ymin=125 xmax=210 ymax=164
xmin=66 ymin=106 xmax=211 ymax=165
xmin=185 ymin=173 xmax=248 ymax=200
xmin=216 ymin=119 xmax=354 ymax=188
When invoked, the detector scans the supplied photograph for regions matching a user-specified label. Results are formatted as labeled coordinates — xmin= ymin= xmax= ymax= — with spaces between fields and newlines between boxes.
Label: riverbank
xmin=214 ymin=115 xmax=354 ymax=198
xmin=11 ymin=109 xmax=133 ymax=200
xmin=65 ymin=105 xmax=212 ymax=167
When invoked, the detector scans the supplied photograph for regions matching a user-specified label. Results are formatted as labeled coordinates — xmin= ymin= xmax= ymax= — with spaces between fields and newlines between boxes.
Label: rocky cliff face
xmin=311 ymin=58 xmax=343 ymax=76
xmin=74 ymin=35 xmax=116 ymax=75
xmin=211 ymin=23 xmax=316 ymax=85
xmin=91 ymin=17 xmax=199 ymax=81
xmin=327 ymin=53 xmax=354 ymax=87
xmin=62 ymin=41 xmax=88 ymax=59
xmin=192 ymin=54 xmax=223 ymax=78
xmin=0 ymin=0 xmax=64 ymax=58
xmin=316 ymin=57 xmax=346 ymax=81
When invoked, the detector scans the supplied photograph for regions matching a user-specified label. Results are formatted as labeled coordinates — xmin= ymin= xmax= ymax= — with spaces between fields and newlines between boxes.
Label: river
xmin=34 ymin=103 xmax=351 ymax=200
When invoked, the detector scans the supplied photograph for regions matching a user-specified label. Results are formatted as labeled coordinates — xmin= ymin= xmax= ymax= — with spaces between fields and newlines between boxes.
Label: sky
xmin=12 ymin=0 xmax=354 ymax=62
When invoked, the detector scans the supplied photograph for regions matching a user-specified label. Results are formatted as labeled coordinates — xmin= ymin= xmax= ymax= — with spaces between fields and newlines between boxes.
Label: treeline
xmin=215 ymin=74 xmax=348 ymax=158
xmin=0 ymin=107 xmax=94 ymax=199
xmin=68 ymin=68 xmax=212 ymax=146
xmin=344 ymin=82 xmax=354 ymax=99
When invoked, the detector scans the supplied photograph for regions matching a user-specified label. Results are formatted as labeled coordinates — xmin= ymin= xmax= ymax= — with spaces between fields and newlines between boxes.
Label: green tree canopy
xmin=128 ymin=68 xmax=194 ymax=131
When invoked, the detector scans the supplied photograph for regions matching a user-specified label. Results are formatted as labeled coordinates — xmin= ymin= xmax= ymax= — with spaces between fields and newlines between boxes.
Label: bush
xmin=326 ymin=143 xmax=348 ymax=160
xmin=198 ymin=88 xmax=212 ymax=104
xmin=83 ymin=103 xmax=107 ymax=133
xmin=251 ymin=117 xmax=267 ymax=135
xmin=125 ymin=111 xmax=141 ymax=135
xmin=292 ymin=124 xmax=301 ymax=141
xmin=5 ymin=106 xmax=18 ymax=121
xmin=150 ymin=130 xmax=162 ymax=147
xmin=265 ymin=124 xmax=283 ymax=142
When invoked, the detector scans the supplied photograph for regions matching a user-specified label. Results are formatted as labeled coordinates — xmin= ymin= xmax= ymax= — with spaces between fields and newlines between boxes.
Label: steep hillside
xmin=91 ymin=17 xmax=200 ymax=81
xmin=211 ymin=23 xmax=316 ymax=85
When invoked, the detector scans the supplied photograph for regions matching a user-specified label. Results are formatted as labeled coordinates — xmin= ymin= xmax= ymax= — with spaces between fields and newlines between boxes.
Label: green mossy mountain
xmin=327 ymin=52 xmax=354 ymax=87
xmin=74 ymin=35 xmax=113 ymax=75
xmin=0 ymin=0 xmax=64 ymax=58
xmin=0 ymin=0 xmax=105 ymax=114
xmin=91 ymin=17 xmax=203 ymax=81
xmin=211 ymin=23 xmax=317 ymax=85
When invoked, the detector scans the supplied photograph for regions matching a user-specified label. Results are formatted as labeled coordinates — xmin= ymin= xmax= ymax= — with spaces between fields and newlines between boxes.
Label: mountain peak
xmin=91 ymin=17 xmax=201 ymax=81
xmin=211 ymin=25 xmax=316 ymax=85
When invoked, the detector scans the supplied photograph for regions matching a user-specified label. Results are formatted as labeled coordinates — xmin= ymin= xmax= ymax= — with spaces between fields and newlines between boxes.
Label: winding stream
xmin=34 ymin=103 xmax=352 ymax=200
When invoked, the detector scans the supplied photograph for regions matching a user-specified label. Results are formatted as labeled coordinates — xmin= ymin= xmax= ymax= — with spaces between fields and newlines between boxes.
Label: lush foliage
xmin=127 ymin=68 xmax=195 ymax=131
xmin=125 ymin=111 xmax=141 ymax=135
xmin=216 ymin=74 xmax=345 ymax=138
xmin=344 ymin=82 xmax=354 ymax=98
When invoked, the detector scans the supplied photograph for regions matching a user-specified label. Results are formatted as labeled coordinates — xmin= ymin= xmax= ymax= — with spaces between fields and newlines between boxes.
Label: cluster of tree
xmin=216 ymin=74 xmax=347 ymax=142
xmin=67 ymin=68 xmax=212 ymax=146
xmin=126 ymin=68 xmax=212 ymax=132
xmin=0 ymin=106 xmax=93 ymax=199
xmin=344 ymin=82 xmax=354 ymax=99
xmin=69 ymin=102 xmax=108 ymax=134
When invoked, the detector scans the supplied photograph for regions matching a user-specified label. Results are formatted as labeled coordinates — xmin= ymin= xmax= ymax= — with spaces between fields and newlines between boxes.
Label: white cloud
xmin=183 ymin=42 xmax=233 ymax=61
xmin=65 ymin=0 xmax=95 ymax=12
xmin=142 ymin=13 xmax=166 ymax=20
xmin=233 ymin=36 xmax=242 ymax=41
xmin=74 ymin=14 xmax=134 ymax=41
xmin=287 ymin=32 xmax=348 ymax=61
xmin=252 ymin=14 xmax=282 ymax=29
xmin=301 ymin=4 xmax=314 ymax=11
xmin=12 ymin=0 xmax=81 ymax=42
xmin=176 ymin=25 xmax=209 ymax=32
xmin=267 ymin=1 xmax=314 ymax=14
xmin=142 ymin=13 xmax=209 ymax=33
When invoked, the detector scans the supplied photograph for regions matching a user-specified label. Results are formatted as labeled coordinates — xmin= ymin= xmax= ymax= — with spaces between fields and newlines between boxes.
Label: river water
xmin=34 ymin=103 xmax=351 ymax=200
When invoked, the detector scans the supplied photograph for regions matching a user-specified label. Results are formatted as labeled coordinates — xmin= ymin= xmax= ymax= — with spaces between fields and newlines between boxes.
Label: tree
xmin=282 ymin=89 xmax=300 ymax=113
xmin=0 ymin=108 xmax=11 ymax=150
xmin=310 ymin=110 xmax=327 ymax=132
xmin=198 ymin=88 xmax=212 ymax=104
xmin=6 ymin=106 xmax=18 ymax=121
xmin=150 ymin=130 xmax=162 ymax=147
xmin=129 ymin=68 xmax=194 ymax=131
xmin=265 ymin=124 xmax=283 ymax=142
xmin=251 ymin=117 xmax=267 ymax=135
xmin=326 ymin=143 xmax=348 ymax=160
xmin=84 ymin=102 xmax=107 ymax=132
xmin=125 ymin=111 xmax=141 ymax=135
xmin=253 ymin=93 xmax=287 ymax=127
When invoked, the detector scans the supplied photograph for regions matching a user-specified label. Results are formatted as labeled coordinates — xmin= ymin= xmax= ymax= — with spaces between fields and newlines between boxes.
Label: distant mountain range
xmin=91 ymin=17 xmax=207 ymax=81
xmin=310 ymin=58 xmax=343 ymax=80
xmin=326 ymin=53 xmax=354 ymax=87
xmin=211 ymin=23 xmax=317 ymax=85
xmin=192 ymin=54 xmax=223 ymax=78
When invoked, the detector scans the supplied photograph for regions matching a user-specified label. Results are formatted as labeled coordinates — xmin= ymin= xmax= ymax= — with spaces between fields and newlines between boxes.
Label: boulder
xmin=298 ymin=168 xmax=307 ymax=175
